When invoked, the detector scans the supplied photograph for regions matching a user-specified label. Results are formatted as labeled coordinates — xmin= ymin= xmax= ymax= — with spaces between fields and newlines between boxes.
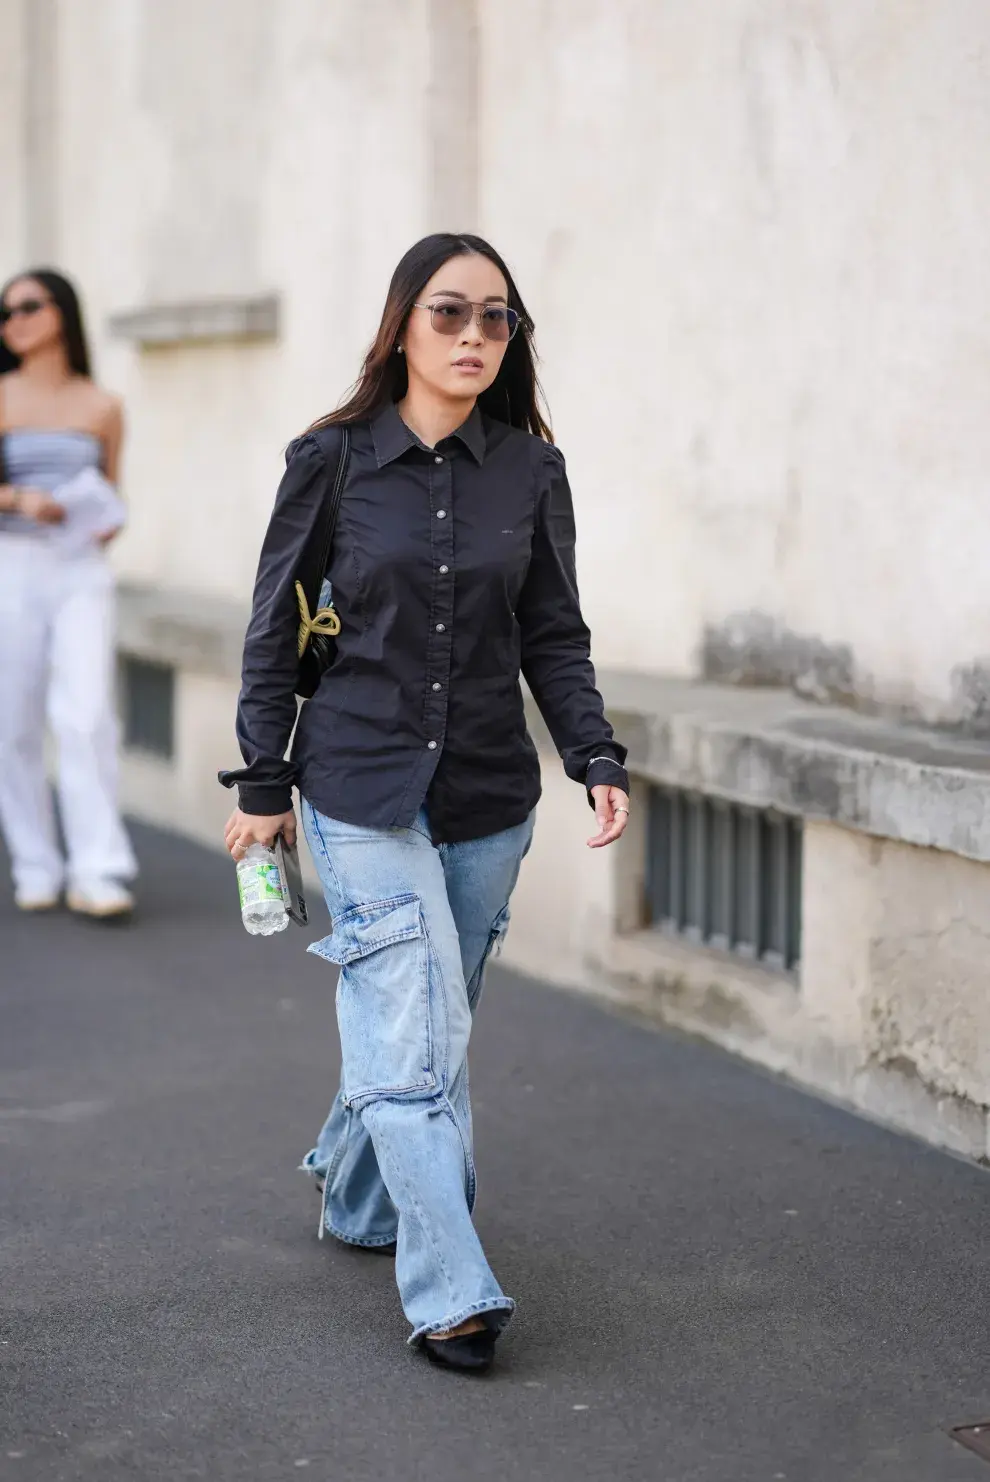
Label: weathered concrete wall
xmin=30 ymin=0 xmax=444 ymax=604
xmin=0 ymin=0 xmax=28 ymax=271
xmin=478 ymin=0 xmax=990 ymax=727
xmin=4 ymin=1 xmax=987 ymax=722
xmin=803 ymin=821 xmax=990 ymax=1120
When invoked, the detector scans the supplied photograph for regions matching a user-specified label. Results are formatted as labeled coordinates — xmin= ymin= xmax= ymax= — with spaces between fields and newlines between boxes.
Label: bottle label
xmin=237 ymin=862 xmax=284 ymax=909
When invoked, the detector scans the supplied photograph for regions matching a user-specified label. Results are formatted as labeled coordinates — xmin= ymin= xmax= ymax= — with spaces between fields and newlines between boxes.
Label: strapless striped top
xmin=1 ymin=429 xmax=103 ymax=536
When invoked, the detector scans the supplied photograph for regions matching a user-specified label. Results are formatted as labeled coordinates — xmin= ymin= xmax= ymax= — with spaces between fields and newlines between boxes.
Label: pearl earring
xmin=396 ymin=344 xmax=404 ymax=355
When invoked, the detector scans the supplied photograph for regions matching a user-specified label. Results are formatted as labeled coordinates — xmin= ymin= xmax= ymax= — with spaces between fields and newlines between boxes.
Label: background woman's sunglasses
xmin=0 ymin=298 xmax=51 ymax=325
xmin=414 ymin=299 xmax=520 ymax=343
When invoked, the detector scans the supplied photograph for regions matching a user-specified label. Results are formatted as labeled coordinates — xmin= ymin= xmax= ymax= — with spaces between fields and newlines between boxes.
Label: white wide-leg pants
xmin=0 ymin=535 xmax=137 ymax=897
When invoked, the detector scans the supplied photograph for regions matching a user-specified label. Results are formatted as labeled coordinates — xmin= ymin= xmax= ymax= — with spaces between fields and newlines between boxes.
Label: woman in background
xmin=0 ymin=268 xmax=136 ymax=918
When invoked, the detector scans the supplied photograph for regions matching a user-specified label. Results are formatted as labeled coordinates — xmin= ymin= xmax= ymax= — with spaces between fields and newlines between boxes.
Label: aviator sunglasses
xmin=412 ymin=298 xmax=520 ymax=343
xmin=0 ymin=297 xmax=52 ymax=326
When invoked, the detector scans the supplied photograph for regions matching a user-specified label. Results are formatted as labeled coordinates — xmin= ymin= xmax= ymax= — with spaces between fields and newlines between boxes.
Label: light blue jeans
xmin=300 ymin=799 xmax=535 ymax=1344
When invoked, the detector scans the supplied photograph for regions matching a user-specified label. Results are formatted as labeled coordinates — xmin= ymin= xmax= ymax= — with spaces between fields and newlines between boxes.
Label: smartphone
xmin=274 ymin=832 xmax=308 ymax=927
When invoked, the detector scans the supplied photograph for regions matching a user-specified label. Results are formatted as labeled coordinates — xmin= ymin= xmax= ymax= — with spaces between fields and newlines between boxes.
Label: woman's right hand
xmin=16 ymin=487 xmax=66 ymax=524
xmin=224 ymin=807 xmax=297 ymax=859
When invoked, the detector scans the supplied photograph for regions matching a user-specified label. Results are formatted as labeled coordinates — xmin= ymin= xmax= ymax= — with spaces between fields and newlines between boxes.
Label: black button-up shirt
xmin=221 ymin=402 xmax=628 ymax=843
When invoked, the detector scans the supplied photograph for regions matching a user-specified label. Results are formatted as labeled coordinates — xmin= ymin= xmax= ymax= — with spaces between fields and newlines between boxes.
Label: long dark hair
xmin=0 ymin=268 xmax=93 ymax=378
xmin=308 ymin=233 xmax=552 ymax=441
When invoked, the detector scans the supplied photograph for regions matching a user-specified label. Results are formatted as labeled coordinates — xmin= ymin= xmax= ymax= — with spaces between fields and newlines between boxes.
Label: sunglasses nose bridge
xmin=459 ymin=308 xmax=486 ymax=344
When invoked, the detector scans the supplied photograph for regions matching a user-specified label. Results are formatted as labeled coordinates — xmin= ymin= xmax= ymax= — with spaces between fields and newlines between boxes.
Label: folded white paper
xmin=48 ymin=468 xmax=127 ymax=555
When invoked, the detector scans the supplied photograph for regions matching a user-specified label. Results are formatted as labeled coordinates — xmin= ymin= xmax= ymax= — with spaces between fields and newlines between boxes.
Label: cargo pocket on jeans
xmin=307 ymin=893 xmax=435 ymax=1106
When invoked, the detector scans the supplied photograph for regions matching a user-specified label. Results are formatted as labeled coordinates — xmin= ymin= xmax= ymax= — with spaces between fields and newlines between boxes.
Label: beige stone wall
xmin=805 ymin=823 xmax=990 ymax=1111
xmin=810 ymin=823 xmax=990 ymax=1153
xmin=0 ymin=1 xmax=27 ymax=270
xmin=478 ymin=0 xmax=990 ymax=724
xmin=20 ymin=0 xmax=441 ymax=603
xmin=500 ymin=755 xmax=615 ymax=988
xmin=4 ymin=1 xmax=988 ymax=720
xmin=117 ymin=672 xmax=243 ymax=854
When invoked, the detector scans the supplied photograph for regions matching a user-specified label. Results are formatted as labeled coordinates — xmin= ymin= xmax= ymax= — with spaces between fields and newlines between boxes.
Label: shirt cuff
xmin=234 ymin=782 xmax=295 ymax=816
xmin=585 ymin=755 xmax=630 ymax=805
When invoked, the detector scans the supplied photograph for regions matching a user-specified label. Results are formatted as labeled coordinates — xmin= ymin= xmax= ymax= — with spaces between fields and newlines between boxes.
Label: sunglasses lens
xmin=1 ymin=299 xmax=45 ymax=324
xmin=480 ymin=306 xmax=517 ymax=342
xmin=430 ymin=302 xmax=472 ymax=336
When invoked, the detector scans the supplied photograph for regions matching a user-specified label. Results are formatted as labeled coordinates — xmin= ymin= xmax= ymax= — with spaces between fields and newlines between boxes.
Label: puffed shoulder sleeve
xmin=218 ymin=435 xmax=328 ymax=815
xmin=515 ymin=443 xmax=629 ymax=803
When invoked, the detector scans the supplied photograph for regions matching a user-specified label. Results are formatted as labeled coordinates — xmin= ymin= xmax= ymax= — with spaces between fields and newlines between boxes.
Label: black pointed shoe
xmin=422 ymin=1327 xmax=497 ymax=1374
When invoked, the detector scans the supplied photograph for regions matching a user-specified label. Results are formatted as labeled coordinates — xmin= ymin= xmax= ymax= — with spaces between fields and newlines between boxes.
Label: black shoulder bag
xmin=294 ymin=425 xmax=351 ymax=700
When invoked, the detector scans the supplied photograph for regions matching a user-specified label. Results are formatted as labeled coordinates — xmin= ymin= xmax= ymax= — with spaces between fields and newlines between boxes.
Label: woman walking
xmin=221 ymin=234 xmax=629 ymax=1372
xmin=0 ymin=269 xmax=136 ymax=918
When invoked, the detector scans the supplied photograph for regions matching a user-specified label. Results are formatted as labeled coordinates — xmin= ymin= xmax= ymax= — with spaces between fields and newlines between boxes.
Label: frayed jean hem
xmin=325 ymin=1223 xmax=398 ymax=1249
xmin=298 ymin=1156 xmax=397 ymax=1248
xmin=408 ymin=1297 xmax=515 ymax=1347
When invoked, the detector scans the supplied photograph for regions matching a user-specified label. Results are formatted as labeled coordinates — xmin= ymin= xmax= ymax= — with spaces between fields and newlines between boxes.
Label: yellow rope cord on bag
xmin=295 ymin=579 xmax=342 ymax=659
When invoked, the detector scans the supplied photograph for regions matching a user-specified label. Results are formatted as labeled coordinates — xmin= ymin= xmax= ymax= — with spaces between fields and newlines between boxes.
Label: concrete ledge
xmin=527 ymin=670 xmax=990 ymax=864
xmin=116 ymin=581 xmax=247 ymax=681
xmin=107 ymin=293 xmax=280 ymax=346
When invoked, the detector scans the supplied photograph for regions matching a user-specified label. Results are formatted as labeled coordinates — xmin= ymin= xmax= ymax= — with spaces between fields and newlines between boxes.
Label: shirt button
xmin=427 ymin=740 xmax=438 ymax=750
xmin=439 ymin=564 xmax=449 ymax=575
xmin=432 ymin=682 xmax=442 ymax=692
xmin=436 ymin=509 xmax=447 ymax=519
xmin=434 ymin=455 xmax=443 ymax=464
xmin=435 ymin=623 xmax=446 ymax=633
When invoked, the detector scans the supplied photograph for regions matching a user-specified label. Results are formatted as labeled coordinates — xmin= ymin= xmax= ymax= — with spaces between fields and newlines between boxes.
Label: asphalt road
xmin=2 ymin=822 xmax=989 ymax=1482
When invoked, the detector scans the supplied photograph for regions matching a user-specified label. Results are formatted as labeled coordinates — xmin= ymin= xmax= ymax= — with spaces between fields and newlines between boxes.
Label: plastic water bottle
xmin=236 ymin=844 xmax=289 ymax=936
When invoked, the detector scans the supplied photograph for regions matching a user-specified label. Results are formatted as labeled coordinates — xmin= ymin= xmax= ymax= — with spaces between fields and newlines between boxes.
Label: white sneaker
xmin=67 ymin=881 xmax=135 ymax=920
xmin=14 ymin=890 xmax=61 ymax=913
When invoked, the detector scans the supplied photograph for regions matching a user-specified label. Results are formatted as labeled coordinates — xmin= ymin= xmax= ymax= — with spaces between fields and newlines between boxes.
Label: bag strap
xmin=310 ymin=423 xmax=351 ymax=592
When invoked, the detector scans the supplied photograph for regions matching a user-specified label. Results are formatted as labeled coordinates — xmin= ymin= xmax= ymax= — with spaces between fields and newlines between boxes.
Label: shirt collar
xmin=370 ymin=401 xmax=487 ymax=468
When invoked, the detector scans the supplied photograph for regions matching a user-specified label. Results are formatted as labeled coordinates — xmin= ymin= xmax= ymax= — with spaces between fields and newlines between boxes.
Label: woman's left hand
xmin=587 ymin=785 xmax=631 ymax=848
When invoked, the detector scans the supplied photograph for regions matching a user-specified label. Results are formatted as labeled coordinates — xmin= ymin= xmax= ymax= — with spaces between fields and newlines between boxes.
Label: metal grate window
xmin=120 ymin=657 xmax=175 ymax=761
xmin=646 ymin=785 xmax=802 ymax=973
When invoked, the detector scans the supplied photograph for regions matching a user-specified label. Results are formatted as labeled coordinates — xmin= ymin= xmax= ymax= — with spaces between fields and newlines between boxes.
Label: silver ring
xmin=614 ymin=806 xmax=630 ymax=816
